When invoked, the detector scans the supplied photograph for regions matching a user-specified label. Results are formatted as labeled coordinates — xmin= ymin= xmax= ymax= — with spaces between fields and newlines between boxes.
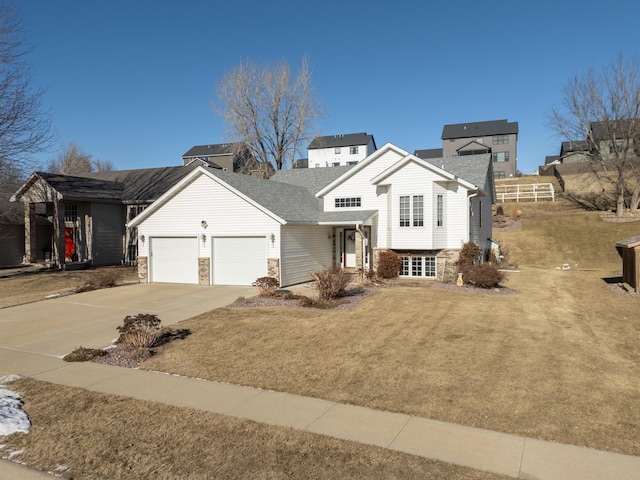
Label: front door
xmin=344 ymin=228 xmax=356 ymax=268
xmin=64 ymin=227 xmax=76 ymax=261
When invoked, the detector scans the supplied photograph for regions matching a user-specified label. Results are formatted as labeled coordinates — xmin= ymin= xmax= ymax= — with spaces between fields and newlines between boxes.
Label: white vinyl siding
xmin=213 ymin=237 xmax=267 ymax=285
xmin=136 ymin=174 xmax=281 ymax=261
xmin=322 ymin=149 xmax=406 ymax=213
xmin=280 ymin=225 xmax=333 ymax=286
xmin=150 ymin=237 xmax=199 ymax=284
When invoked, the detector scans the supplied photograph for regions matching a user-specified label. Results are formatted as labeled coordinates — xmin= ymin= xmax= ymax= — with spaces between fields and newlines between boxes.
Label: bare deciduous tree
xmin=47 ymin=142 xmax=93 ymax=174
xmin=549 ymin=53 xmax=640 ymax=216
xmin=214 ymin=57 xmax=321 ymax=171
xmin=0 ymin=1 xmax=54 ymax=181
xmin=93 ymin=158 xmax=115 ymax=172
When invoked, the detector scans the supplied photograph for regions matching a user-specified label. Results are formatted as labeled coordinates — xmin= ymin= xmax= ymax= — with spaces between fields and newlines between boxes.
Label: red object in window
xmin=65 ymin=228 xmax=76 ymax=260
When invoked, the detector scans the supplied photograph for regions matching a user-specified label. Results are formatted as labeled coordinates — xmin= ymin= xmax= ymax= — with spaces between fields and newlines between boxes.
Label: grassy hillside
xmin=493 ymin=199 xmax=640 ymax=270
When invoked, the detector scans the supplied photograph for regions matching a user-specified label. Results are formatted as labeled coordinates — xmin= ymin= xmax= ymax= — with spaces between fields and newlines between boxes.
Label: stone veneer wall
xmin=267 ymin=258 xmax=279 ymax=280
xmin=137 ymin=256 xmax=148 ymax=283
xmin=436 ymin=249 xmax=460 ymax=282
xmin=198 ymin=257 xmax=210 ymax=286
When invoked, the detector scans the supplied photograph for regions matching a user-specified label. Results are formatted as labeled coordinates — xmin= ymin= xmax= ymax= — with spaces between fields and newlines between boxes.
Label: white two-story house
xmin=307 ymin=133 xmax=377 ymax=168
xmin=128 ymin=143 xmax=494 ymax=286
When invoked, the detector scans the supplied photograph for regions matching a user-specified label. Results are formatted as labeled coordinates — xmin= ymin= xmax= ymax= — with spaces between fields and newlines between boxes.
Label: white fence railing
xmin=495 ymin=183 xmax=555 ymax=202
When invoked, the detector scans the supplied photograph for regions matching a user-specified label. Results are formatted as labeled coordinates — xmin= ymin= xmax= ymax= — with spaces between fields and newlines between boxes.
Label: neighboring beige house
xmin=129 ymin=143 xmax=495 ymax=287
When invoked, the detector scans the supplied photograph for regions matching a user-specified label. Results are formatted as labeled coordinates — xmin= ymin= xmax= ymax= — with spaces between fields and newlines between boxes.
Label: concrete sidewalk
xmin=2 ymin=351 xmax=640 ymax=480
xmin=2 ymin=283 xmax=640 ymax=479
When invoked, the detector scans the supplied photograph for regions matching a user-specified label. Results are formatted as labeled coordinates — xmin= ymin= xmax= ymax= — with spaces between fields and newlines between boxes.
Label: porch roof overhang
xmin=317 ymin=210 xmax=378 ymax=226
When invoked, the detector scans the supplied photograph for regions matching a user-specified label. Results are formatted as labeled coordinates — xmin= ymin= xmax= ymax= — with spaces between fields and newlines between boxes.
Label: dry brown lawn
xmin=0 ymin=266 xmax=138 ymax=308
xmin=2 ymin=378 xmax=507 ymax=480
xmin=142 ymin=200 xmax=640 ymax=456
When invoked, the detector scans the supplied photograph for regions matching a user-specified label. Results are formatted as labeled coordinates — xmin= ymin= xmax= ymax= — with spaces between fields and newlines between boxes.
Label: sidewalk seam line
xmin=387 ymin=414 xmax=413 ymax=448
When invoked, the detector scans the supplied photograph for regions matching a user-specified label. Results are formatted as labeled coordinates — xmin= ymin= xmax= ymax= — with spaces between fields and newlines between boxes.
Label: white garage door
xmin=213 ymin=237 xmax=267 ymax=285
xmin=150 ymin=237 xmax=199 ymax=284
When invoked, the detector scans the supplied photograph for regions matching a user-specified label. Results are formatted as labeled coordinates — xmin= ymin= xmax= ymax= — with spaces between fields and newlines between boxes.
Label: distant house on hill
xmin=307 ymin=133 xmax=377 ymax=168
xmin=415 ymin=119 xmax=519 ymax=179
xmin=182 ymin=143 xmax=274 ymax=178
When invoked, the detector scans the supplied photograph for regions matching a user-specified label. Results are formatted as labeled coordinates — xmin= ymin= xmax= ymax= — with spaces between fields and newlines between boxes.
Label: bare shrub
xmin=252 ymin=276 xmax=279 ymax=296
xmin=77 ymin=268 xmax=124 ymax=293
xmin=312 ymin=267 xmax=352 ymax=300
xmin=454 ymin=242 xmax=482 ymax=276
xmin=116 ymin=314 xmax=162 ymax=350
xmin=63 ymin=346 xmax=106 ymax=362
xmin=509 ymin=205 xmax=521 ymax=219
xmin=495 ymin=205 xmax=504 ymax=216
xmin=377 ymin=250 xmax=402 ymax=279
xmin=465 ymin=263 xmax=505 ymax=288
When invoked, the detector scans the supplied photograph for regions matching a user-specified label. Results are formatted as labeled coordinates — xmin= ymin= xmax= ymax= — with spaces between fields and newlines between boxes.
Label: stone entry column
xmin=24 ymin=203 xmax=37 ymax=263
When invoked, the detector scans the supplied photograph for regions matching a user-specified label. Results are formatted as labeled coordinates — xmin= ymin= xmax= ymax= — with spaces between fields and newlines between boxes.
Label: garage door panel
xmin=151 ymin=237 xmax=198 ymax=284
xmin=213 ymin=237 xmax=266 ymax=285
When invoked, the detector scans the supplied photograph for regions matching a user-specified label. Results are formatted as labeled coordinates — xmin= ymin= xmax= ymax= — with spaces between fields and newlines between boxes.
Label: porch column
xmin=24 ymin=202 xmax=37 ymax=263
xmin=52 ymin=200 xmax=65 ymax=268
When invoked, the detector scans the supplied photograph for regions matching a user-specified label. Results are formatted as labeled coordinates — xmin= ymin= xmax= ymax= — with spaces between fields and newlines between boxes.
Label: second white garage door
xmin=213 ymin=237 xmax=267 ymax=285
xmin=150 ymin=237 xmax=199 ymax=284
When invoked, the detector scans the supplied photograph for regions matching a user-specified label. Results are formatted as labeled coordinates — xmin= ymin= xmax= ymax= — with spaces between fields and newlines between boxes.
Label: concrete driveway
xmin=0 ymin=283 xmax=254 ymax=358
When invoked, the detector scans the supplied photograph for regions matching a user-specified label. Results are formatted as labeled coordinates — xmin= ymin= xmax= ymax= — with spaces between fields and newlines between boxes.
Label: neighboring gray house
xmin=307 ymin=133 xmax=377 ymax=168
xmin=439 ymin=119 xmax=519 ymax=179
xmin=129 ymin=143 xmax=495 ymax=287
xmin=0 ymin=188 xmax=51 ymax=266
xmin=10 ymin=165 xmax=202 ymax=268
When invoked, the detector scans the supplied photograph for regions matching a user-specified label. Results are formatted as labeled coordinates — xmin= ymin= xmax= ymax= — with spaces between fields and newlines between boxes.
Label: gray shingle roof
xmin=423 ymin=154 xmax=492 ymax=189
xmin=182 ymin=143 xmax=242 ymax=157
xmin=442 ymin=119 xmax=518 ymax=140
xmin=270 ymin=166 xmax=354 ymax=195
xmin=34 ymin=172 xmax=125 ymax=202
xmin=414 ymin=148 xmax=443 ymax=159
xmin=308 ymin=133 xmax=375 ymax=150
xmin=590 ymin=119 xmax=639 ymax=142
xmin=78 ymin=165 xmax=199 ymax=203
xmin=206 ymin=169 xmax=321 ymax=223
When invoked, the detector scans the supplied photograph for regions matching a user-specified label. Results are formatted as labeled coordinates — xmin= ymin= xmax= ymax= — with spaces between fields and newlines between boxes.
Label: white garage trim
xmin=212 ymin=236 xmax=267 ymax=285
xmin=150 ymin=236 xmax=199 ymax=284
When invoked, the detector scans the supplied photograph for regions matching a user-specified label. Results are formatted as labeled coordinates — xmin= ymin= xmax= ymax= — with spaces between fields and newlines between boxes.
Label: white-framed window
xmin=399 ymin=195 xmax=424 ymax=227
xmin=332 ymin=162 xmax=340 ymax=167
xmin=346 ymin=161 xmax=358 ymax=166
xmin=64 ymin=204 xmax=78 ymax=222
xmin=436 ymin=194 xmax=443 ymax=227
xmin=399 ymin=196 xmax=410 ymax=227
xmin=335 ymin=147 xmax=341 ymax=154
xmin=335 ymin=197 xmax=361 ymax=208
xmin=413 ymin=195 xmax=424 ymax=226
xmin=493 ymin=151 xmax=510 ymax=162
xmin=400 ymin=255 xmax=436 ymax=278
xmin=476 ymin=137 xmax=484 ymax=143
xmin=493 ymin=135 xmax=509 ymax=145
xmin=350 ymin=146 xmax=359 ymax=155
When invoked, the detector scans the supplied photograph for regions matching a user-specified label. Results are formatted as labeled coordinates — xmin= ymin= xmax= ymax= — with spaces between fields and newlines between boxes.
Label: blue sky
xmin=14 ymin=0 xmax=640 ymax=174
